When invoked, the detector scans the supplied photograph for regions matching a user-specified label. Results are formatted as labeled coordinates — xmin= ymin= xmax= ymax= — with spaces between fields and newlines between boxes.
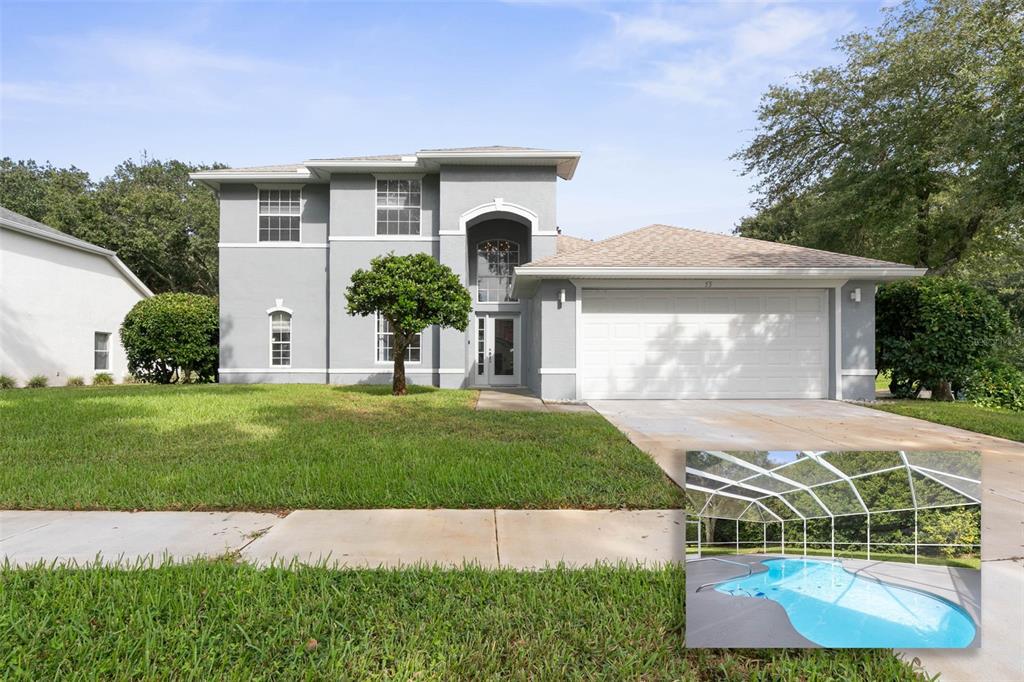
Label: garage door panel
xmin=580 ymin=289 xmax=829 ymax=399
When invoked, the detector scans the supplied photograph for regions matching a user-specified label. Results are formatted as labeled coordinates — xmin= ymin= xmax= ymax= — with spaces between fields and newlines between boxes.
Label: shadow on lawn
xmin=0 ymin=383 xmax=685 ymax=511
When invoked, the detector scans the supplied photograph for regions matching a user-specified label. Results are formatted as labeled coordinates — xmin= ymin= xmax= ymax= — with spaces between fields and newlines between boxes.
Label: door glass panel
xmin=493 ymin=319 xmax=514 ymax=376
xmin=477 ymin=318 xmax=485 ymax=375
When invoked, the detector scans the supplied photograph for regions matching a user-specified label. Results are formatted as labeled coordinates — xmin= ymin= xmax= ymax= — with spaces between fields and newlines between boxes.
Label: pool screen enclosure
xmin=684 ymin=450 xmax=981 ymax=564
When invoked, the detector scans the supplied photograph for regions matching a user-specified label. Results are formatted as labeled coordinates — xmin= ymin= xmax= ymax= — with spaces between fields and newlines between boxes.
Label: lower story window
xmin=270 ymin=311 xmax=291 ymax=366
xmin=376 ymin=316 xmax=421 ymax=363
xmin=94 ymin=332 xmax=110 ymax=370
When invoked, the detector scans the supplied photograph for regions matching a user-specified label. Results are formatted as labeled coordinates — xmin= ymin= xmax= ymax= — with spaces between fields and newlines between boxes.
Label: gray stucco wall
xmin=330 ymin=173 xmax=439 ymax=237
xmin=537 ymin=280 xmax=577 ymax=401
xmin=438 ymin=166 xmax=557 ymax=232
xmin=840 ymin=280 xmax=877 ymax=401
xmin=218 ymin=182 xmax=330 ymax=382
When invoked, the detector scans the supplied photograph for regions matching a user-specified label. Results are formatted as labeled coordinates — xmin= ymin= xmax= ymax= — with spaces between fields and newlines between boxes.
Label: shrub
xmin=0 ymin=375 xmax=17 ymax=389
xmin=964 ymin=359 xmax=1024 ymax=412
xmin=120 ymin=293 xmax=219 ymax=384
xmin=876 ymin=278 xmax=1013 ymax=400
xmin=92 ymin=373 xmax=114 ymax=386
xmin=26 ymin=375 xmax=49 ymax=388
xmin=66 ymin=376 xmax=86 ymax=387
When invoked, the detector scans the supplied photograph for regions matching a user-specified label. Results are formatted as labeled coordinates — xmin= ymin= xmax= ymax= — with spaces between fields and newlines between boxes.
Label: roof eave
xmin=415 ymin=150 xmax=582 ymax=179
xmin=189 ymin=169 xmax=316 ymax=190
xmin=1 ymin=220 xmax=153 ymax=298
xmin=513 ymin=266 xmax=927 ymax=281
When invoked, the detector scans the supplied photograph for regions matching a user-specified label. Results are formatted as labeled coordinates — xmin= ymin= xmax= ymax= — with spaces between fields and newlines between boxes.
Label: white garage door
xmin=580 ymin=289 xmax=829 ymax=399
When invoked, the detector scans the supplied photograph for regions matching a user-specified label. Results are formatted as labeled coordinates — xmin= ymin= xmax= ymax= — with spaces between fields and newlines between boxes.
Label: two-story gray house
xmin=192 ymin=146 xmax=923 ymax=402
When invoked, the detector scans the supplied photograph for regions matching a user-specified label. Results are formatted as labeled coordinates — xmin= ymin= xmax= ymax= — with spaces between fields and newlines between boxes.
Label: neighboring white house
xmin=0 ymin=206 xmax=152 ymax=386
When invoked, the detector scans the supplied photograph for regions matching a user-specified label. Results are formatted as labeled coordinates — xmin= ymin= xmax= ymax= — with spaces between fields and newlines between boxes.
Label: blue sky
xmin=1 ymin=1 xmax=889 ymax=239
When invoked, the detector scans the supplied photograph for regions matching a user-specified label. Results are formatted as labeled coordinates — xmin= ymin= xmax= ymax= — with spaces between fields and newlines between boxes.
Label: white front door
xmin=475 ymin=315 xmax=520 ymax=386
xmin=580 ymin=289 xmax=829 ymax=399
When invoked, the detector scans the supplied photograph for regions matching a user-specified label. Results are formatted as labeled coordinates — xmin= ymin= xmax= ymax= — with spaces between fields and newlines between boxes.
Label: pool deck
xmin=685 ymin=554 xmax=980 ymax=649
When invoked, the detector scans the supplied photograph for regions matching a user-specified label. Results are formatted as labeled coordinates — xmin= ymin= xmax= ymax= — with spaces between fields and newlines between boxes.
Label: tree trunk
xmin=391 ymin=334 xmax=408 ymax=396
xmin=932 ymin=379 xmax=954 ymax=402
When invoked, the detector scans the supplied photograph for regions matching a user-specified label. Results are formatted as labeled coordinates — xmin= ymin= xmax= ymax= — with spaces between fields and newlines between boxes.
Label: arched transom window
xmin=477 ymin=240 xmax=520 ymax=303
xmin=270 ymin=311 xmax=292 ymax=367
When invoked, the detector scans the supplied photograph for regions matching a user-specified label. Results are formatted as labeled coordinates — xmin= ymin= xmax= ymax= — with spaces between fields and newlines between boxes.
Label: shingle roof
xmin=214 ymin=163 xmax=306 ymax=172
xmin=305 ymin=154 xmax=411 ymax=162
xmin=419 ymin=146 xmax=550 ymax=153
xmin=523 ymin=224 xmax=915 ymax=269
xmin=555 ymin=234 xmax=593 ymax=254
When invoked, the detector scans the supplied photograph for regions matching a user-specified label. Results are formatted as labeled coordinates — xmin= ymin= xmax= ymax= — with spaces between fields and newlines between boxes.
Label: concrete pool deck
xmin=686 ymin=554 xmax=980 ymax=648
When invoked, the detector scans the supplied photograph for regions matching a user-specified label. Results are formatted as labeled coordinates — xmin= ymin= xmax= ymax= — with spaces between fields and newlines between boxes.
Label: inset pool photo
xmin=684 ymin=450 xmax=981 ymax=648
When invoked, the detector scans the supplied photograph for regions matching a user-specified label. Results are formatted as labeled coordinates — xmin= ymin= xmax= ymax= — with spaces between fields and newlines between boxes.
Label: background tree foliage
xmin=0 ymin=155 xmax=223 ymax=295
xmin=733 ymin=0 xmax=1023 ymax=278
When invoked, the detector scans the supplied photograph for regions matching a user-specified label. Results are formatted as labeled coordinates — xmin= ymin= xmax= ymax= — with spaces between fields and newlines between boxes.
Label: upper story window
xmin=477 ymin=240 xmax=519 ymax=303
xmin=270 ymin=311 xmax=292 ymax=367
xmin=376 ymin=315 xmax=421 ymax=363
xmin=376 ymin=179 xmax=421 ymax=235
xmin=94 ymin=332 xmax=110 ymax=371
xmin=259 ymin=189 xmax=301 ymax=242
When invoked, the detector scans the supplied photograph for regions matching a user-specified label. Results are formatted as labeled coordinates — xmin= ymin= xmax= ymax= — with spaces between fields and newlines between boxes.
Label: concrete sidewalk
xmin=1 ymin=509 xmax=684 ymax=569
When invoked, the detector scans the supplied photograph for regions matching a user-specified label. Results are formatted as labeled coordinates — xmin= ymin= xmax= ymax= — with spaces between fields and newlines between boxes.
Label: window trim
xmin=268 ymin=310 xmax=293 ymax=368
xmin=374 ymin=314 xmax=422 ymax=365
xmin=476 ymin=238 xmax=521 ymax=303
xmin=374 ymin=176 xmax=422 ymax=236
xmin=93 ymin=331 xmax=111 ymax=371
xmin=256 ymin=185 xmax=304 ymax=243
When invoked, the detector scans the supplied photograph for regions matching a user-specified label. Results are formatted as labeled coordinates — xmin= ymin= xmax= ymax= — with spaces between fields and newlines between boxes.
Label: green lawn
xmin=0 ymin=561 xmax=924 ymax=681
xmin=865 ymin=399 xmax=1024 ymax=443
xmin=0 ymin=384 xmax=683 ymax=510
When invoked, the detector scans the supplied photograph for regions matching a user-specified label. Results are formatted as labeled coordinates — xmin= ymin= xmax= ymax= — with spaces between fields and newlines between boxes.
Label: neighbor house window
xmin=94 ymin=332 xmax=110 ymax=370
xmin=258 ymin=189 xmax=301 ymax=241
xmin=376 ymin=315 xmax=421 ymax=363
xmin=477 ymin=240 xmax=519 ymax=302
xmin=270 ymin=311 xmax=292 ymax=366
xmin=376 ymin=179 xmax=421 ymax=235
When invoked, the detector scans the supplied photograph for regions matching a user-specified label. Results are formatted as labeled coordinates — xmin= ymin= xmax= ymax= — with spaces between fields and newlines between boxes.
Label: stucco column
xmin=439 ymin=233 xmax=469 ymax=388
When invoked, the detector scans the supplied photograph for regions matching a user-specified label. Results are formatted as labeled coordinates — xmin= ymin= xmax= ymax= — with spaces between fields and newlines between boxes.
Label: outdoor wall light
xmin=558 ymin=288 xmax=566 ymax=306
xmin=850 ymin=287 xmax=862 ymax=303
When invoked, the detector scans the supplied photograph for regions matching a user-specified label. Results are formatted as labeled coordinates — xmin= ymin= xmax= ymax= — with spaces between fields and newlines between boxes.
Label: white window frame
xmin=93 ymin=332 xmax=111 ymax=371
xmin=269 ymin=310 xmax=292 ymax=368
xmin=257 ymin=185 xmax=303 ymax=242
xmin=476 ymin=239 xmax=520 ymax=303
xmin=375 ymin=176 xmax=422 ymax=236
xmin=375 ymin=314 xmax=421 ymax=364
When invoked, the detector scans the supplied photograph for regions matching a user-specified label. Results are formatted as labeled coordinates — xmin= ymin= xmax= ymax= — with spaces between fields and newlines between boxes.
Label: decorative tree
xmin=345 ymin=253 xmax=471 ymax=396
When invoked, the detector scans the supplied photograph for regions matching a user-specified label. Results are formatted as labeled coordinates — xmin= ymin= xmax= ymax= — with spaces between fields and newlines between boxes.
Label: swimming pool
xmin=714 ymin=558 xmax=977 ymax=647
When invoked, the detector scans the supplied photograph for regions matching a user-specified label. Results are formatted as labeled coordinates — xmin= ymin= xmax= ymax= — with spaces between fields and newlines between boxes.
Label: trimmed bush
xmin=877 ymin=278 xmax=1013 ymax=400
xmin=0 ymin=375 xmax=17 ymax=389
xmin=964 ymin=360 xmax=1024 ymax=412
xmin=120 ymin=293 xmax=218 ymax=384
xmin=92 ymin=373 xmax=114 ymax=386
xmin=26 ymin=375 xmax=49 ymax=388
xmin=66 ymin=376 xmax=86 ymax=387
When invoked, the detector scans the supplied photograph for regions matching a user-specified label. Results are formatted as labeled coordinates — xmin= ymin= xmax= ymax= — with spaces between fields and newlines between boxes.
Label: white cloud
xmin=576 ymin=1 xmax=854 ymax=104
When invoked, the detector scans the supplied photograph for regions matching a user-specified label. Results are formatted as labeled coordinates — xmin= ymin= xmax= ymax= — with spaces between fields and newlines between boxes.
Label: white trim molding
xmin=329 ymin=235 xmax=438 ymax=242
xmin=329 ymin=368 xmax=438 ymax=375
xmin=539 ymin=368 xmax=576 ymax=375
xmin=841 ymin=368 xmax=878 ymax=376
xmin=219 ymin=368 xmax=327 ymax=374
xmin=219 ymin=242 xmax=327 ymax=249
xmin=266 ymin=299 xmax=293 ymax=315
xmin=458 ymin=199 xmax=542 ymax=235
xmin=437 ymin=368 xmax=466 ymax=375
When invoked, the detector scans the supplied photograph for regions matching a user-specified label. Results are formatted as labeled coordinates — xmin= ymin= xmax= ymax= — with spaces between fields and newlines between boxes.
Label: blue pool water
xmin=714 ymin=559 xmax=976 ymax=647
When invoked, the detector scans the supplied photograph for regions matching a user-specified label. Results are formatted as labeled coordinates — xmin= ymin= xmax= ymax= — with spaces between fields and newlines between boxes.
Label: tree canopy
xmin=733 ymin=0 xmax=1024 ymax=277
xmin=0 ymin=155 xmax=223 ymax=295
xmin=345 ymin=253 xmax=472 ymax=396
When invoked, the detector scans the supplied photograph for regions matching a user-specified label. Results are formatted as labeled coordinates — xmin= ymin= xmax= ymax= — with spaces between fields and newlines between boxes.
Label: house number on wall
xmin=704 ymin=281 xmax=713 ymax=288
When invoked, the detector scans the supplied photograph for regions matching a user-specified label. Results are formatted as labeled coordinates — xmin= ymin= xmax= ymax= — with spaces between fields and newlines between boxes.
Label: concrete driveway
xmin=590 ymin=399 xmax=1024 ymax=682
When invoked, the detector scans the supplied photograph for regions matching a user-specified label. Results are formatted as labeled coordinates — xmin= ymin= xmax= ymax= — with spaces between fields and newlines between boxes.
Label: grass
xmin=0 ymin=383 xmax=683 ymax=510
xmin=0 ymin=561 xmax=926 ymax=681
xmin=693 ymin=545 xmax=980 ymax=570
xmin=865 ymin=399 xmax=1024 ymax=443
